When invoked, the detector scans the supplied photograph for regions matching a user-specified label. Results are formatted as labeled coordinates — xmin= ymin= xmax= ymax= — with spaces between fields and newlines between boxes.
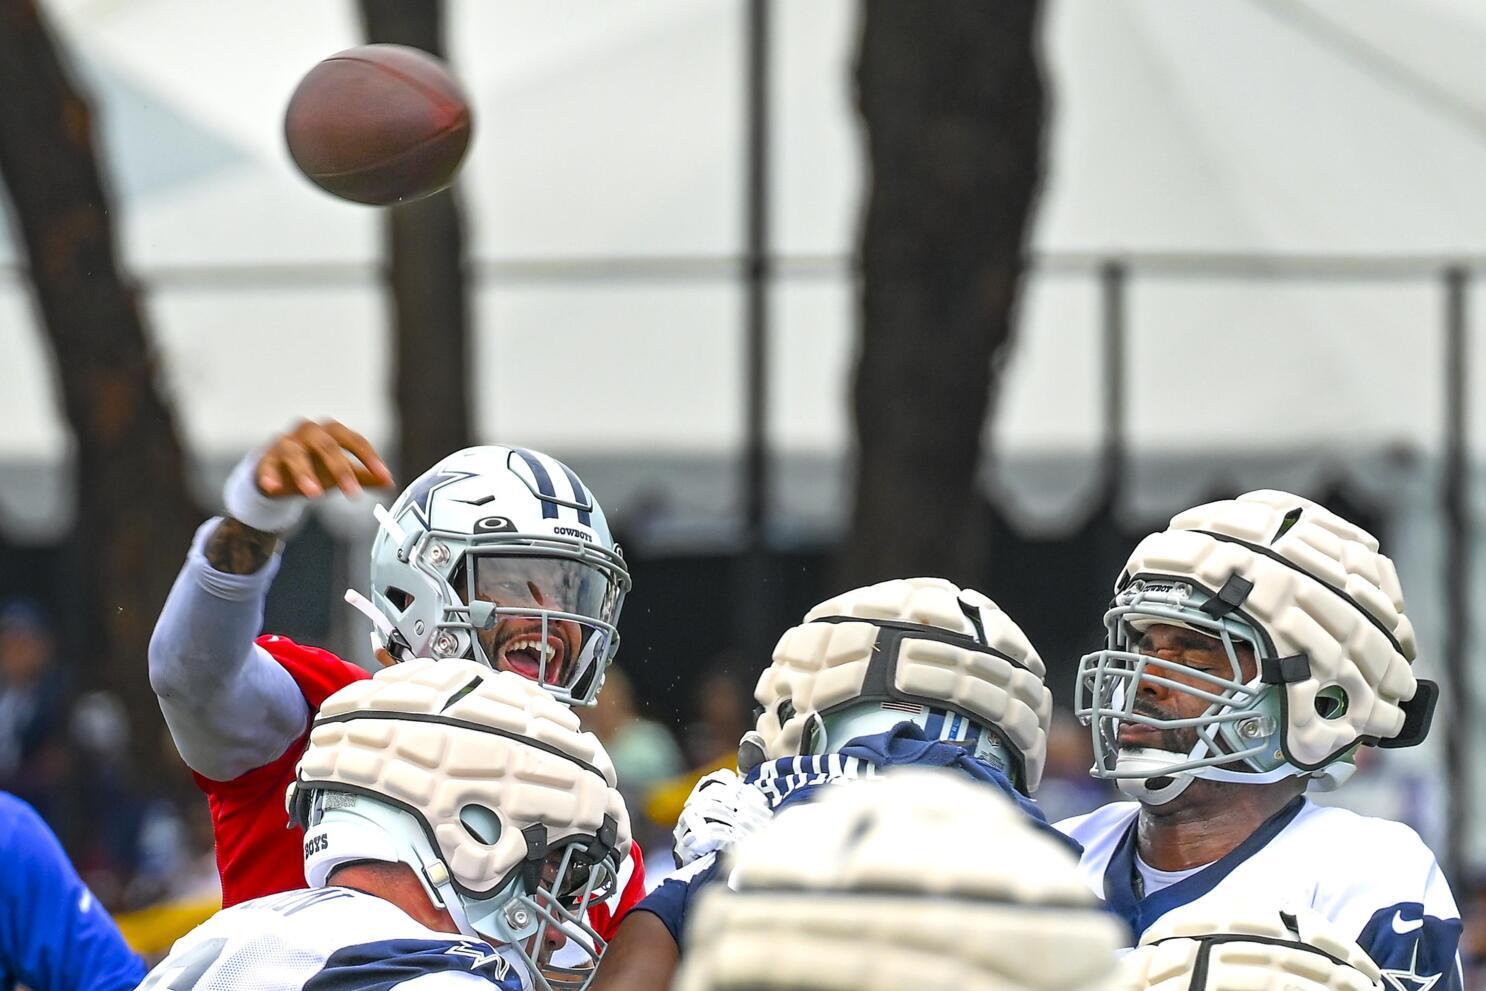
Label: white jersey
xmin=138 ymin=887 xmax=528 ymax=991
xmin=1057 ymin=797 xmax=1463 ymax=991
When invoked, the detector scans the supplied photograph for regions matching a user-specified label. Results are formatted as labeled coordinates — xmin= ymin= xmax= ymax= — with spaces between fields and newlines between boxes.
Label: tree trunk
xmin=359 ymin=0 xmax=472 ymax=480
xmin=0 ymin=0 xmax=199 ymax=765
xmin=840 ymin=0 xmax=1046 ymax=587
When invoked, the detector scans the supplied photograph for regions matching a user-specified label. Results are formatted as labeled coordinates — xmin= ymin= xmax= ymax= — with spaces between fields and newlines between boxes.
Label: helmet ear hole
xmin=459 ymin=805 xmax=502 ymax=845
xmin=385 ymin=587 xmax=414 ymax=613
xmin=1315 ymin=686 xmax=1349 ymax=720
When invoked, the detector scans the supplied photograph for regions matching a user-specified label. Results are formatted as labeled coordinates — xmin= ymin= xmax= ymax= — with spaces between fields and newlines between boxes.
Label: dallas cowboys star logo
xmin=399 ymin=469 xmax=478 ymax=525
xmin=1379 ymin=939 xmax=1442 ymax=991
xmin=443 ymin=942 xmax=508 ymax=975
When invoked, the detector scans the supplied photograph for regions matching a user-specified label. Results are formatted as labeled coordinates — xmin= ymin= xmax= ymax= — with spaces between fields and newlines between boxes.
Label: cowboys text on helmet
xmin=351 ymin=446 xmax=630 ymax=706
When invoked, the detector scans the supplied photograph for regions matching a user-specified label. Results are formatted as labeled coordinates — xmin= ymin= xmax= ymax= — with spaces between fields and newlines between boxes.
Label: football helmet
xmin=347 ymin=446 xmax=630 ymax=706
xmin=286 ymin=659 xmax=631 ymax=991
xmin=1115 ymin=907 xmax=1382 ymax=991
xmin=673 ymin=768 xmax=1125 ymax=991
xmin=1075 ymin=490 xmax=1436 ymax=805
xmin=740 ymin=577 xmax=1053 ymax=794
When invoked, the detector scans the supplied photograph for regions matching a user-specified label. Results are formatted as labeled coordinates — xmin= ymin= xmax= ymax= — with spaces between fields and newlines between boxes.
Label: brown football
xmin=284 ymin=44 xmax=472 ymax=206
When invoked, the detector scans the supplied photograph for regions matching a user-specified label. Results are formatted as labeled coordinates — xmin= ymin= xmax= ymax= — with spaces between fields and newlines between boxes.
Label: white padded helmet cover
xmin=1122 ymin=490 xmax=1420 ymax=765
xmin=295 ymin=659 xmax=631 ymax=897
xmin=751 ymin=578 xmax=1053 ymax=791
xmin=1115 ymin=906 xmax=1382 ymax=991
xmin=674 ymin=769 xmax=1125 ymax=991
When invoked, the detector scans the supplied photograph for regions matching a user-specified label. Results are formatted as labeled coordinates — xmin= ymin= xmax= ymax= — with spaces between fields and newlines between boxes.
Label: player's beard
xmin=1118 ymin=701 xmax=1199 ymax=756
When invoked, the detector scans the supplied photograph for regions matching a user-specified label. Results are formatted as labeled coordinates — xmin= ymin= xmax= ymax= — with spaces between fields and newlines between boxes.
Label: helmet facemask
xmin=1075 ymin=580 xmax=1299 ymax=803
xmin=298 ymin=789 xmax=619 ymax=991
xmin=397 ymin=528 xmax=627 ymax=707
xmin=352 ymin=446 xmax=632 ymax=708
xmin=469 ymin=837 xmax=620 ymax=991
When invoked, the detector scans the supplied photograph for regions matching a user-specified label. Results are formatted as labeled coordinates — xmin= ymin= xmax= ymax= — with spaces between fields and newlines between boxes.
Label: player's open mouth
xmin=498 ymin=633 xmax=568 ymax=685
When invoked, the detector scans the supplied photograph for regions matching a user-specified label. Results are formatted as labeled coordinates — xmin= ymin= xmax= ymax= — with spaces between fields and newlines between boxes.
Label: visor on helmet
xmin=457 ymin=552 xmax=621 ymax=700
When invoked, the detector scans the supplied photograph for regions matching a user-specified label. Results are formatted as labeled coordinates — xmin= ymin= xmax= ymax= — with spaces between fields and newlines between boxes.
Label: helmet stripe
xmin=512 ymin=448 xmax=560 ymax=520
xmin=557 ymin=462 xmax=594 ymax=526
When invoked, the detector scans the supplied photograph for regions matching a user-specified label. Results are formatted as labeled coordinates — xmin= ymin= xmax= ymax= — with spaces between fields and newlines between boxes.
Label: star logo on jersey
xmin=444 ymin=942 xmax=508 ymax=975
xmin=400 ymin=469 xmax=478 ymax=526
xmin=1379 ymin=939 xmax=1442 ymax=991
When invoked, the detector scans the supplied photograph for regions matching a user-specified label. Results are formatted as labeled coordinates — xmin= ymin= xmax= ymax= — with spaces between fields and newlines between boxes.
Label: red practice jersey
xmin=194 ymin=635 xmax=648 ymax=939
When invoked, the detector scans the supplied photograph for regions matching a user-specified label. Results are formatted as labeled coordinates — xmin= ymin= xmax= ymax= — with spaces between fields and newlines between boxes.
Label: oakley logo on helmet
xmin=474 ymin=516 xmax=515 ymax=533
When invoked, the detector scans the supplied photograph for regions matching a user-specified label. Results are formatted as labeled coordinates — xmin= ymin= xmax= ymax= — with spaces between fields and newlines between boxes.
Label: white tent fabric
xmin=4 ymin=0 xmax=1486 ymax=517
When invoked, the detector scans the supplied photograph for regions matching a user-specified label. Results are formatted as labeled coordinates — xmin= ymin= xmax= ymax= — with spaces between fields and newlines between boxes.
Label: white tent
xmin=3 ymin=0 xmax=1484 ymax=465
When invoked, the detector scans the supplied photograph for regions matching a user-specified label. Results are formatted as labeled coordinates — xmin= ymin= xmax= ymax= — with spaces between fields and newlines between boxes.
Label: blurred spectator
xmin=645 ymin=658 xmax=756 ymax=837
xmin=679 ymin=660 xmax=753 ymax=769
xmin=0 ymin=600 xmax=70 ymax=820
xmin=1030 ymin=709 xmax=1116 ymax=823
xmin=583 ymin=666 xmax=683 ymax=849
xmin=1461 ymin=878 xmax=1486 ymax=990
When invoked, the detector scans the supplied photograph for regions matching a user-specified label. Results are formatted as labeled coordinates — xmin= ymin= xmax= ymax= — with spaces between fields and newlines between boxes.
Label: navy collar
xmin=1103 ymin=796 xmax=1308 ymax=937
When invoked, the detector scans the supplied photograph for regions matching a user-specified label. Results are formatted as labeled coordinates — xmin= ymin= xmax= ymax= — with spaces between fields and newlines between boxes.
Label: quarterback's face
xmin=1119 ymin=623 xmax=1256 ymax=753
xmin=471 ymin=561 xmax=584 ymax=689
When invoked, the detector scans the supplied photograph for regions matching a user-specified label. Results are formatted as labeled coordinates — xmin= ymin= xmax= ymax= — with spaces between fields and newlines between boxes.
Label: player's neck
xmin=1135 ymin=777 xmax=1305 ymax=872
xmin=329 ymin=863 xmax=462 ymax=935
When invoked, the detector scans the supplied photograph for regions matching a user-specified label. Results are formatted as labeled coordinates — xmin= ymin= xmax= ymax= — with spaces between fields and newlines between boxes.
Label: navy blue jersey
xmin=635 ymin=723 xmax=1078 ymax=948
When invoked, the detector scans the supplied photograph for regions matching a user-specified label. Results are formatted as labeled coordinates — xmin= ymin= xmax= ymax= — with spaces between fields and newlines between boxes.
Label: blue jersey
xmin=1058 ymin=798 xmax=1463 ymax=991
xmin=0 ymin=791 xmax=144 ymax=991
xmin=634 ymin=723 xmax=1076 ymax=947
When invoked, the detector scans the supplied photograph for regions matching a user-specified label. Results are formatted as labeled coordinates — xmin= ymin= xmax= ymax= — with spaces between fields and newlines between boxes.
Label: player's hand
xmin=255 ymin=419 xmax=393 ymax=500
xmin=672 ymin=769 xmax=773 ymax=869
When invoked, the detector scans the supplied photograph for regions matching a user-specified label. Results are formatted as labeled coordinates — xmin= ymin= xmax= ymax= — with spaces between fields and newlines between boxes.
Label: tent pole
xmin=738 ymin=0 xmax=773 ymax=662
xmin=1100 ymin=260 xmax=1127 ymax=507
xmin=1442 ymin=265 xmax=1470 ymax=891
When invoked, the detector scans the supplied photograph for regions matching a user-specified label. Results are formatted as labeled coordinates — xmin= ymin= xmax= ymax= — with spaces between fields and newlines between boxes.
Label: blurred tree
xmin=0 ymin=0 xmax=199 ymax=762
xmin=840 ymin=0 xmax=1047 ymax=586
xmin=359 ymin=0 xmax=473 ymax=480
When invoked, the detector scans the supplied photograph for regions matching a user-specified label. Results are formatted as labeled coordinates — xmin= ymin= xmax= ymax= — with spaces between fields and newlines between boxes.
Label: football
xmin=284 ymin=44 xmax=472 ymax=206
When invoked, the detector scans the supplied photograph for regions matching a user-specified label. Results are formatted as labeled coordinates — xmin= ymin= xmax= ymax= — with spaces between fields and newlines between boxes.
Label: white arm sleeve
xmin=148 ymin=518 xmax=310 ymax=781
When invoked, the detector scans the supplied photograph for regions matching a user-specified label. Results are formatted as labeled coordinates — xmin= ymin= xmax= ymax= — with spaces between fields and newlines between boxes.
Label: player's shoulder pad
xmin=1290 ymin=803 xmax=1440 ymax=873
xmin=302 ymin=938 xmax=520 ymax=991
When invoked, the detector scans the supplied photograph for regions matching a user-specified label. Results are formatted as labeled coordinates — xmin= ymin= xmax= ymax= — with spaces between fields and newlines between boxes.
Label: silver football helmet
xmin=1075 ymin=490 xmax=1434 ymax=805
xmin=346 ymin=446 xmax=630 ymax=706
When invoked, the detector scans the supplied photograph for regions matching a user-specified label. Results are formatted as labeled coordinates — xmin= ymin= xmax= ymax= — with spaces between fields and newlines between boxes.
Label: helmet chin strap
xmin=345 ymin=588 xmax=398 ymax=660
xmin=1113 ymin=748 xmax=1198 ymax=806
xmin=1114 ymin=745 xmax=1313 ymax=806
